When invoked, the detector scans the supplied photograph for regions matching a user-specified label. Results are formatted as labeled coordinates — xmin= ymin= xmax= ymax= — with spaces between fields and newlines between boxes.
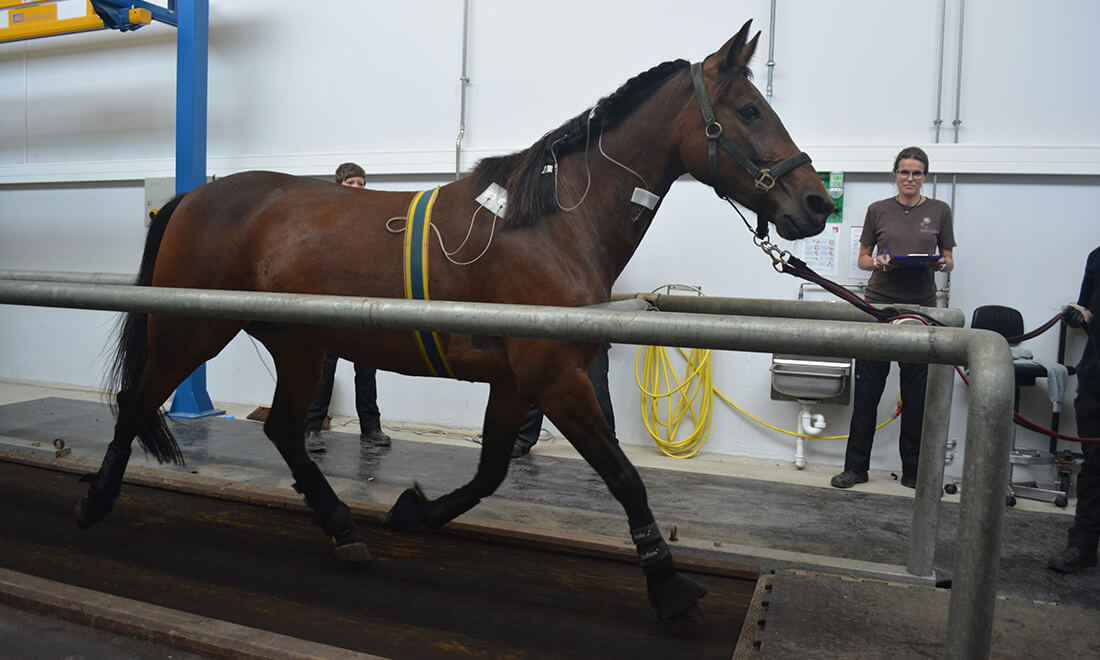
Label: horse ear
xmin=717 ymin=20 xmax=760 ymax=72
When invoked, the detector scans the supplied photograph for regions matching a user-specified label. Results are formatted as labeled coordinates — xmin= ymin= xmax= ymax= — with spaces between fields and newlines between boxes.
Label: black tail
xmin=106 ymin=193 xmax=187 ymax=464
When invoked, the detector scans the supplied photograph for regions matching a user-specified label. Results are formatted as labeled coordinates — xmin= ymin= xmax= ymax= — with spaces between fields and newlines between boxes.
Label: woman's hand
xmin=925 ymin=256 xmax=947 ymax=271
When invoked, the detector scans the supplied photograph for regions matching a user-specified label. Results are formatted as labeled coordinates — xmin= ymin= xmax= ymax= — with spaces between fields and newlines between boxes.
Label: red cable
xmin=954 ymin=365 xmax=1099 ymax=444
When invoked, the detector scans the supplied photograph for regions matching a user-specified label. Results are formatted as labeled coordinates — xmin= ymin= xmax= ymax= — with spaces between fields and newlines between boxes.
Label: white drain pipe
xmin=793 ymin=403 xmax=825 ymax=469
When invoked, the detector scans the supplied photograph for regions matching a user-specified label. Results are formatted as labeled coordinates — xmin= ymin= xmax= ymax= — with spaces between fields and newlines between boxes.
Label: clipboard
xmin=888 ymin=254 xmax=942 ymax=268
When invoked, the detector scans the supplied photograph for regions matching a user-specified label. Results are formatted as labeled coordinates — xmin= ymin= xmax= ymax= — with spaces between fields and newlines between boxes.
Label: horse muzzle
xmin=773 ymin=192 xmax=833 ymax=240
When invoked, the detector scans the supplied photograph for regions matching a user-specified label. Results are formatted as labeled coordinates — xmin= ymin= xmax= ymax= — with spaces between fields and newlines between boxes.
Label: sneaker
xmin=830 ymin=470 xmax=868 ymax=489
xmin=511 ymin=442 xmax=532 ymax=458
xmin=1047 ymin=546 xmax=1098 ymax=574
xmin=900 ymin=474 xmax=917 ymax=489
xmin=305 ymin=431 xmax=325 ymax=453
xmin=362 ymin=428 xmax=391 ymax=447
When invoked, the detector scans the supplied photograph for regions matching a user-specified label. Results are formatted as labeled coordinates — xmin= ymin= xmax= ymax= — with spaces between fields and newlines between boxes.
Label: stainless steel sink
xmin=770 ymin=355 xmax=852 ymax=403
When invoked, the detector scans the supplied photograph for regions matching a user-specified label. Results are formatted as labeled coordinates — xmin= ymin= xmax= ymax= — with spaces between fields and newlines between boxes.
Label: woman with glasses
xmin=831 ymin=146 xmax=956 ymax=489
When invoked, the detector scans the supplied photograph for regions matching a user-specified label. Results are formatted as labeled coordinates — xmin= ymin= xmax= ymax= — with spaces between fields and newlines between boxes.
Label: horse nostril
xmin=805 ymin=193 xmax=835 ymax=219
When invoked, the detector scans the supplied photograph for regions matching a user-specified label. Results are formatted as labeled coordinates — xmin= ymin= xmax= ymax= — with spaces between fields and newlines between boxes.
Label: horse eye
xmin=738 ymin=105 xmax=761 ymax=121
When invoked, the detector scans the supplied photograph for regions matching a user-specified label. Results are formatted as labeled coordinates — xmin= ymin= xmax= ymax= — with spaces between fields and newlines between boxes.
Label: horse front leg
xmin=387 ymin=382 xmax=528 ymax=530
xmin=542 ymin=379 xmax=707 ymax=624
xmin=258 ymin=331 xmax=370 ymax=562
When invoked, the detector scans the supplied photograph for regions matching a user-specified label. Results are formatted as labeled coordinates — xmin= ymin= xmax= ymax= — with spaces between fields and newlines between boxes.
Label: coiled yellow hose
xmin=635 ymin=344 xmax=899 ymax=458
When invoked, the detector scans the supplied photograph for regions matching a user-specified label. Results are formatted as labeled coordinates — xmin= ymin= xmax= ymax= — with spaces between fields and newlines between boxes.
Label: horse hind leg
xmin=541 ymin=382 xmax=707 ymax=624
xmin=74 ymin=383 xmax=171 ymax=527
xmin=387 ymin=382 xmax=528 ymax=531
xmin=255 ymin=329 xmax=369 ymax=562
xmin=74 ymin=422 xmax=134 ymax=527
xmin=76 ymin=315 xmax=243 ymax=528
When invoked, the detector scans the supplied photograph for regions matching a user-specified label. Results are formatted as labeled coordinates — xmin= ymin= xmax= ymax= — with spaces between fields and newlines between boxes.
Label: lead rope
xmin=725 ymin=199 xmax=943 ymax=326
xmin=733 ymin=203 xmax=1100 ymax=444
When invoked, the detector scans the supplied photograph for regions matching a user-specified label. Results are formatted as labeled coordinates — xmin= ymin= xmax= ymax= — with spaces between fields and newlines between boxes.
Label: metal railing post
xmin=908 ymin=362 xmax=955 ymax=577
xmin=947 ymin=333 xmax=1013 ymax=659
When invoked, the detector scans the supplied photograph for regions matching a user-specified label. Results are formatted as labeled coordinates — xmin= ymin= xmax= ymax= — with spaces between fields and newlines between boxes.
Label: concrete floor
xmin=1 ymin=378 xmax=1098 ymax=655
xmin=0 ymin=601 xmax=209 ymax=660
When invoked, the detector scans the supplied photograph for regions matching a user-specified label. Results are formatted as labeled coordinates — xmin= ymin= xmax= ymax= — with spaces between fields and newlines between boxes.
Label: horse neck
xmin=549 ymin=91 xmax=689 ymax=284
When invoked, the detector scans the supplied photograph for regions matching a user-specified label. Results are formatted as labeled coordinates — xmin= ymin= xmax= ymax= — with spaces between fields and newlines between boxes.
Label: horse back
xmin=148 ymin=170 xmax=608 ymax=382
xmin=152 ymin=171 xmax=414 ymax=298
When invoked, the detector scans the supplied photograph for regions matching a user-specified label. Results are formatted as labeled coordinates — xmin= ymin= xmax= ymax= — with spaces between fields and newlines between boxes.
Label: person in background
xmin=512 ymin=343 xmax=614 ymax=458
xmin=305 ymin=163 xmax=392 ymax=452
xmin=1048 ymin=246 xmax=1100 ymax=573
xmin=831 ymin=147 xmax=956 ymax=489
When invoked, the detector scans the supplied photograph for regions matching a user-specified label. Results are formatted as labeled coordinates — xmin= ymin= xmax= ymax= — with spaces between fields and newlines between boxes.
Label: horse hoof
xmin=386 ymin=485 xmax=429 ymax=531
xmin=664 ymin=603 xmax=705 ymax=625
xmin=657 ymin=602 xmax=706 ymax=639
xmin=334 ymin=541 xmax=372 ymax=562
xmin=74 ymin=498 xmax=92 ymax=528
xmin=650 ymin=573 xmax=708 ymax=623
xmin=74 ymin=497 xmax=104 ymax=529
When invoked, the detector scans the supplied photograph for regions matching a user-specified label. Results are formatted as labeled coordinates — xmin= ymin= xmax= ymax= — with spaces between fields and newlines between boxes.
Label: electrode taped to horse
xmin=475 ymin=183 xmax=508 ymax=218
xmin=631 ymin=187 xmax=660 ymax=210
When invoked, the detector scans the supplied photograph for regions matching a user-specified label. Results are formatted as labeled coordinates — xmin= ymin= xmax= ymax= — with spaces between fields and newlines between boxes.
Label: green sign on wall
xmin=819 ymin=172 xmax=844 ymax=223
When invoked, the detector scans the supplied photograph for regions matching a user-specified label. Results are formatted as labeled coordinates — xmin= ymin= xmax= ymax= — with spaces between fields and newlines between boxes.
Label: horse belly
xmin=304 ymin=326 xmax=510 ymax=384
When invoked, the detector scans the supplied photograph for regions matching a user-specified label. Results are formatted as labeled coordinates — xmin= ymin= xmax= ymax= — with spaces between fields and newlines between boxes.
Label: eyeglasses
xmin=895 ymin=170 xmax=925 ymax=179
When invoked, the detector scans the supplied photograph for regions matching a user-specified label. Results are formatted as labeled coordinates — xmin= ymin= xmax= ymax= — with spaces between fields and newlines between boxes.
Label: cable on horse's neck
xmin=551 ymin=110 xmax=594 ymax=212
xmin=552 ymin=109 xmax=655 ymax=213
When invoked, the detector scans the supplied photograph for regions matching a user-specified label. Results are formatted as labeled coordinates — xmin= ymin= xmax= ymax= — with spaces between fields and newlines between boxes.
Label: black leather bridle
xmin=689 ymin=61 xmax=811 ymax=239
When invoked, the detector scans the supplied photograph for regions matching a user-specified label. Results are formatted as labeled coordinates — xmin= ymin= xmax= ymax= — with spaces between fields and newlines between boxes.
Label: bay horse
xmin=78 ymin=21 xmax=832 ymax=624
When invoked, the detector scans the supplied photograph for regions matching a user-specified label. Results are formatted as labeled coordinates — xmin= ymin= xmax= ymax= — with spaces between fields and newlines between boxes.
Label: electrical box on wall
xmin=144 ymin=177 xmax=213 ymax=227
xmin=144 ymin=178 xmax=174 ymax=227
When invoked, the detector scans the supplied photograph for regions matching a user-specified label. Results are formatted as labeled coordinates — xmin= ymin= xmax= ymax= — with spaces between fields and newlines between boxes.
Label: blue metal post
xmin=168 ymin=0 xmax=222 ymax=419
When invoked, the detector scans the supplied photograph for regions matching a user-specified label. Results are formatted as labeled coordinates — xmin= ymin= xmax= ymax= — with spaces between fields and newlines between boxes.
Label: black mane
xmin=470 ymin=59 xmax=690 ymax=227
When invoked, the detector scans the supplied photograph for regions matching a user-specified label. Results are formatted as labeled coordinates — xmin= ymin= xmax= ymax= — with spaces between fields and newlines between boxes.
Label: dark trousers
xmin=1069 ymin=388 xmax=1100 ymax=549
xmin=305 ymin=354 xmax=381 ymax=434
xmin=515 ymin=344 xmax=615 ymax=450
xmin=844 ymin=358 xmax=928 ymax=478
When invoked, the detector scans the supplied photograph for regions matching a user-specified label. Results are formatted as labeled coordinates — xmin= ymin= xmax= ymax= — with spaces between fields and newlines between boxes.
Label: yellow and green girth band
xmin=403 ymin=188 xmax=455 ymax=378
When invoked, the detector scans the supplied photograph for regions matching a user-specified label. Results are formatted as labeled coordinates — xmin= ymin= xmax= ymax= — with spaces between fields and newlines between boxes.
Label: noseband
xmin=689 ymin=61 xmax=810 ymax=239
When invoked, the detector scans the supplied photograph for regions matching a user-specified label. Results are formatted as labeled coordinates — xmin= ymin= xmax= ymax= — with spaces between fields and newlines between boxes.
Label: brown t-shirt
xmin=861 ymin=197 xmax=956 ymax=306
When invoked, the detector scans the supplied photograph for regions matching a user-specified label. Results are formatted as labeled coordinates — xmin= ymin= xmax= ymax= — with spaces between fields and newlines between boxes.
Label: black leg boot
xmin=75 ymin=443 xmax=132 ymax=527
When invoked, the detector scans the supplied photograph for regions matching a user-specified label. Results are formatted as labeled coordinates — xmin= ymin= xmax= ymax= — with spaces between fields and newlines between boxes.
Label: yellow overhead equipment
xmin=0 ymin=1 xmax=151 ymax=43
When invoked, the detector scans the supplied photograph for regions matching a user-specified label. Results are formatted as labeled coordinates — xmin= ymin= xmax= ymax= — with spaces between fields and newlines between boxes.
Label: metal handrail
xmin=0 ymin=276 xmax=1012 ymax=659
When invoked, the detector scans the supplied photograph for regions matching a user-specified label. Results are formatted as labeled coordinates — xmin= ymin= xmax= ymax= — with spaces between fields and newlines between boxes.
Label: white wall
xmin=2 ymin=1 xmax=1099 ymax=478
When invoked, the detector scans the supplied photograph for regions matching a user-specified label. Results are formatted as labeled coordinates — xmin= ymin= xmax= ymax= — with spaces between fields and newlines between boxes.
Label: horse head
xmin=678 ymin=21 xmax=832 ymax=241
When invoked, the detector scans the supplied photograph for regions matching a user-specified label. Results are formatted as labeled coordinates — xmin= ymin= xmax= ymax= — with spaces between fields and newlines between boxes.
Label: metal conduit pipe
xmin=454 ymin=0 xmax=471 ymax=179
xmin=765 ymin=0 xmax=777 ymax=104
xmin=933 ymin=0 xmax=948 ymax=143
xmin=952 ymin=0 xmax=966 ymax=143
xmin=0 ymin=280 xmax=1012 ymax=660
xmin=928 ymin=0 xmax=961 ymax=305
